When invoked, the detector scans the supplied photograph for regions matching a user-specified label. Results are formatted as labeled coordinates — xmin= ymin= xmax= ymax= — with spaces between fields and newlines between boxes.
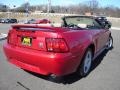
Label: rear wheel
xmin=78 ymin=48 xmax=93 ymax=77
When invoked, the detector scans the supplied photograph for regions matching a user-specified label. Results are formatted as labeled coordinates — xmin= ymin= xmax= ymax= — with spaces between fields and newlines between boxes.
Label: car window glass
xmin=92 ymin=20 xmax=102 ymax=29
xmin=64 ymin=16 xmax=102 ymax=30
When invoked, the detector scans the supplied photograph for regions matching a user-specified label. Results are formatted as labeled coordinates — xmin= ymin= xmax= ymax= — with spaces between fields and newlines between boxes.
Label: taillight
xmin=46 ymin=38 xmax=69 ymax=53
xmin=7 ymin=31 xmax=11 ymax=43
xmin=7 ymin=30 xmax=16 ymax=45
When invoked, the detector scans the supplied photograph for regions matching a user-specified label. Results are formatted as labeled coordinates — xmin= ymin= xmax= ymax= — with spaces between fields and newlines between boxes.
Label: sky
xmin=0 ymin=0 xmax=120 ymax=8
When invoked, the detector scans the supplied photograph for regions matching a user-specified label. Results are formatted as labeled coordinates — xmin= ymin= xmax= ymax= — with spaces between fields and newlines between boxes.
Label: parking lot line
xmin=0 ymin=33 xmax=7 ymax=40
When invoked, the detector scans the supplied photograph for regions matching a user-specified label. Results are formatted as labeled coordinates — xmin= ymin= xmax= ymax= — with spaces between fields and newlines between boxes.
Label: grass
xmin=0 ymin=13 xmax=63 ymax=23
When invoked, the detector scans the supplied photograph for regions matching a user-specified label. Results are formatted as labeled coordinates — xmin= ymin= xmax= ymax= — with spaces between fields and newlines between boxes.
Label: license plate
xmin=22 ymin=37 xmax=32 ymax=46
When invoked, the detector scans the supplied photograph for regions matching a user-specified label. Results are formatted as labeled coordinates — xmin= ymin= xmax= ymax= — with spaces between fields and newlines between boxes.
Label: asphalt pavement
xmin=0 ymin=24 xmax=120 ymax=90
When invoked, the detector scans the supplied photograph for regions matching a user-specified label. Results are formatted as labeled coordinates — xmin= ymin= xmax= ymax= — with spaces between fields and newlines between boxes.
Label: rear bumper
xmin=3 ymin=43 xmax=79 ymax=76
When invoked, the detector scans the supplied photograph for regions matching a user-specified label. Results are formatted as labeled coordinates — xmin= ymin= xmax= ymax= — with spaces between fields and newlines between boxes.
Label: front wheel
xmin=106 ymin=36 xmax=113 ymax=50
xmin=78 ymin=48 xmax=93 ymax=77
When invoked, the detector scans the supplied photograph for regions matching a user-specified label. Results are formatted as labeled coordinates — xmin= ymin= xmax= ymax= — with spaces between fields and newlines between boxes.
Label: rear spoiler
xmin=11 ymin=24 xmax=55 ymax=31
xmin=12 ymin=24 xmax=52 ymax=28
xmin=11 ymin=24 xmax=66 ymax=32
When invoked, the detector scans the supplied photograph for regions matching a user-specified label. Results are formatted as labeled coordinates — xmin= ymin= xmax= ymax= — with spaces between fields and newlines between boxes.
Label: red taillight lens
xmin=46 ymin=38 xmax=69 ymax=53
xmin=7 ymin=31 xmax=11 ymax=43
xmin=7 ymin=30 xmax=16 ymax=45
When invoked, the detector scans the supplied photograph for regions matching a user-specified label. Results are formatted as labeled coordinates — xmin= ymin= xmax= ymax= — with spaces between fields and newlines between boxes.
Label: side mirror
xmin=104 ymin=23 xmax=111 ymax=29
xmin=105 ymin=21 xmax=111 ymax=29
xmin=101 ymin=21 xmax=111 ymax=29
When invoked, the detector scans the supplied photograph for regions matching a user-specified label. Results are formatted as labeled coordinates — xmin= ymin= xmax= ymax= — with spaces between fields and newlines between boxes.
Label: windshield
xmin=63 ymin=16 xmax=102 ymax=29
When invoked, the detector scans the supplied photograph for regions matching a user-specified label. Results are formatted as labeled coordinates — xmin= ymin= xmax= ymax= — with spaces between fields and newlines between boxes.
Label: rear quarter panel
xmin=57 ymin=29 xmax=93 ymax=69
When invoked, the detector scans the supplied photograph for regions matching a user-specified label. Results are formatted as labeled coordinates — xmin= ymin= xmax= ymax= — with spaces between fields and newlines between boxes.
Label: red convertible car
xmin=3 ymin=16 xmax=113 ymax=78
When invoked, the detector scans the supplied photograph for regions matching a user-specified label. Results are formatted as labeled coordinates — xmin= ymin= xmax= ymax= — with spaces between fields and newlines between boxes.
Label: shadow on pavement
xmin=24 ymin=48 xmax=113 ymax=84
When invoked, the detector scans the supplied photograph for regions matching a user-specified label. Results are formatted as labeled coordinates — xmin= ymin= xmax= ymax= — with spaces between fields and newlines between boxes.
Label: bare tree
xmin=84 ymin=0 xmax=99 ymax=14
xmin=10 ymin=1 xmax=120 ymax=18
xmin=0 ymin=4 xmax=9 ymax=12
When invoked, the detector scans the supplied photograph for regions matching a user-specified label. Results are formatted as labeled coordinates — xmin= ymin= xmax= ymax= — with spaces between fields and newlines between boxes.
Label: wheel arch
xmin=88 ymin=44 xmax=95 ymax=57
xmin=80 ymin=43 xmax=95 ymax=65
xmin=109 ymin=32 xmax=112 ymax=37
xmin=76 ymin=43 xmax=95 ymax=76
xmin=77 ymin=43 xmax=95 ymax=71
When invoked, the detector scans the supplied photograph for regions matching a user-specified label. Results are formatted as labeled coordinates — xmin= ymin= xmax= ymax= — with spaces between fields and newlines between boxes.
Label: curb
xmin=111 ymin=27 xmax=120 ymax=30
xmin=0 ymin=33 xmax=7 ymax=40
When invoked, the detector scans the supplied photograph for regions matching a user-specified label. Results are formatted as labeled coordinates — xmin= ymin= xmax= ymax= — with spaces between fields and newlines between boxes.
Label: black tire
xmin=78 ymin=48 xmax=93 ymax=77
xmin=106 ymin=36 xmax=113 ymax=50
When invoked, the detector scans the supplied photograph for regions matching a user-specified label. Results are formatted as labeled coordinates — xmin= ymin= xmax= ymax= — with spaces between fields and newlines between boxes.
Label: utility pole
xmin=47 ymin=0 xmax=51 ymax=21
xmin=13 ymin=5 xmax=16 ymax=18
xmin=25 ymin=0 xmax=29 ymax=22
xmin=7 ymin=4 xmax=10 ymax=19
xmin=47 ymin=0 xmax=51 ymax=13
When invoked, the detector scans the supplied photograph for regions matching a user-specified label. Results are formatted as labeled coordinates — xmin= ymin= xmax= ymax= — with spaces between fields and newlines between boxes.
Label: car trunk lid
xmin=8 ymin=24 xmax=59 ymax=51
